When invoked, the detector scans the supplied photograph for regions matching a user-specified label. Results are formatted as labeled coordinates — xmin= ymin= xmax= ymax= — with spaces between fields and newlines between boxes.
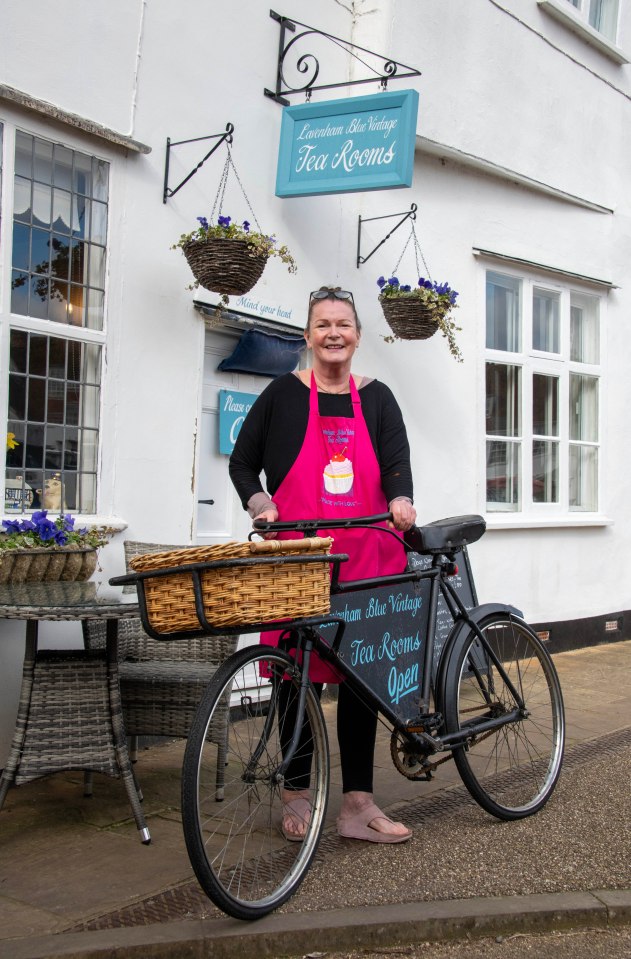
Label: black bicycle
xmin=122 ymin=513 xmax=565 ymax=921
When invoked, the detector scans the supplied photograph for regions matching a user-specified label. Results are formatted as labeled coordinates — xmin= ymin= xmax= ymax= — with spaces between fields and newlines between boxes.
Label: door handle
xmin=197 ymin=499 xmax=215 ymax=505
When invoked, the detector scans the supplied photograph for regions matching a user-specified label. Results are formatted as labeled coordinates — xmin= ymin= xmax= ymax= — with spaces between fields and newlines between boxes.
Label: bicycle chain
xmin=390 ymin=722 xmax=499 ymax=780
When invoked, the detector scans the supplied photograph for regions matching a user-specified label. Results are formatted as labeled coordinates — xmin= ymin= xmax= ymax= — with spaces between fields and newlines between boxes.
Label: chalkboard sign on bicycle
xmin=317 ymin=546 xmax=478 ymax=721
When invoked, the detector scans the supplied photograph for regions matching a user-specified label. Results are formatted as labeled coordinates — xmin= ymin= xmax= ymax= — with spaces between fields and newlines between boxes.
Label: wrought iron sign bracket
xmin=163 ymin=123 xmax=234 ymax=204
xmin=264 ymin=10 xmax=421 ymax=106
xmin=357 ymin=203 xmax=417 ymax=269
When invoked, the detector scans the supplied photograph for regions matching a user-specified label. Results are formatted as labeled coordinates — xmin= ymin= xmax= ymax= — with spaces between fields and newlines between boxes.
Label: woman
xmin=229 ymin=286 xmax=417 ymax=843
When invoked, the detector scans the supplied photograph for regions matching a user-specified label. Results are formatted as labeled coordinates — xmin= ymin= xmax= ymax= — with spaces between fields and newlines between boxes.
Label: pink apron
xmin=261 ymin=373 xmax=406 ymax=682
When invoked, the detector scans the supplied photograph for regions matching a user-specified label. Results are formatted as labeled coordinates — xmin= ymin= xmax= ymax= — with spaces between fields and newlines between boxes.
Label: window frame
xmin=537 ymin=0 xmax=629 ymax=64
xmin=483 ymin=263 xmax=605 ymax=526
xmin=0 ymin=118 xmax=110 ymax=519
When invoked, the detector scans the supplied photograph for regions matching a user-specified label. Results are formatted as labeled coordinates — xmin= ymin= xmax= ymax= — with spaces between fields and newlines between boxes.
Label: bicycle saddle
xmin=404 ymin=515 xmax=486 ymax=554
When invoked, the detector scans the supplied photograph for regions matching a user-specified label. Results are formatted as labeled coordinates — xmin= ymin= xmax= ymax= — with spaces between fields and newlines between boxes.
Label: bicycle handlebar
xmin=252 ymin=512 xmax=393 ymax=534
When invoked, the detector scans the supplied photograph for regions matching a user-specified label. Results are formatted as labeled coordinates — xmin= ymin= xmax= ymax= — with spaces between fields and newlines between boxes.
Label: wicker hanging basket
xmin=379 ymin=295 xmax=447 ymax=341
xmin=182 ymin=238 xmax=267 ymax=295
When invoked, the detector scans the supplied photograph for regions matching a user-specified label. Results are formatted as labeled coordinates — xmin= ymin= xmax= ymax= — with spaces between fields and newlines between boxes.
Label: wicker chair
xmin=83 ymin=541 xmax=238 ymax=799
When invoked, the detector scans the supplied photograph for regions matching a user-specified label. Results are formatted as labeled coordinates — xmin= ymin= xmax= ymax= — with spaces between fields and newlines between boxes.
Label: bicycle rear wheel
xmin=442 ymin=613 xmax=564 ymax=820
xmin=181 ymin=645 xmax=329 ymax=920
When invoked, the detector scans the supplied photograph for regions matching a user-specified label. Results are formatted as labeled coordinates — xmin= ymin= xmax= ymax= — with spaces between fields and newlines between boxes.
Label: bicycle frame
xmin=256 ymin=515 xmax=527 ymax=768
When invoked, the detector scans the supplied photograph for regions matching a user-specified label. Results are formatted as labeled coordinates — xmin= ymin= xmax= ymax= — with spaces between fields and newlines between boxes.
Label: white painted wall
xmin=2 ymin=0 xmax=631 ymax=757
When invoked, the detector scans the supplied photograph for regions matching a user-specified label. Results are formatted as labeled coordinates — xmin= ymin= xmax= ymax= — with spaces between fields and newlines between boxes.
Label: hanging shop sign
xmin=218 ymin=389 xmax=257 ymax=454
xmin=275 ymin=88 xmax=419 ymax=198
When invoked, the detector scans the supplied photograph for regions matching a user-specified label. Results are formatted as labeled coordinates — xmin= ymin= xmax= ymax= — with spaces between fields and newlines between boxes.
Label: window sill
xmin=484 ymin=514 xmax=612 ymax=530
xmin=537 ymin=0 xmax=630 ymax=64
xmin=75 ymin=517 xmax=129 ymax=533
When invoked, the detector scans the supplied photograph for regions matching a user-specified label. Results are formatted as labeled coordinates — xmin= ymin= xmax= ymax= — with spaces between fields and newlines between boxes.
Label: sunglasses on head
xmin=309 ymin=287 xmax=354 ymax=304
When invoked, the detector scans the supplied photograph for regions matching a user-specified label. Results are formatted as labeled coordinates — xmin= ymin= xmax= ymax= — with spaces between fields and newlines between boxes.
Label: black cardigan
xmin=229 ymin=373 xmax=414 ymax=509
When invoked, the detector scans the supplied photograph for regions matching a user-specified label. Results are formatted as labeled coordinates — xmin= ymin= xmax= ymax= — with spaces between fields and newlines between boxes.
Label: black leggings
xmin=279 ymin=680 xmax=378 ymax=794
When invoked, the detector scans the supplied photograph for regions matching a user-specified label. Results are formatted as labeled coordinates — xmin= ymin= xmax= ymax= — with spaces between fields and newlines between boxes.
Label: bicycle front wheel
xmin=442 ymin=613 xmax=565 ymax=820
xmin=181 ymin=645 xmax=329 ymax=920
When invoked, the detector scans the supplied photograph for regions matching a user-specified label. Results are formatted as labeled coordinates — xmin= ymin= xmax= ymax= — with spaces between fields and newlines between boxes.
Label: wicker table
xmin=0 ymin=580 xmax=151 ymax=843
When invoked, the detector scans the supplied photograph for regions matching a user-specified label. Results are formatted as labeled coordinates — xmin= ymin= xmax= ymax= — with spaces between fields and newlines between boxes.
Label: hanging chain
xmin=391 ymin=220 xmax=433 ymax=283
xmin=208 ymin=146 xmax=263 ymax=234
xmin=209 ymin=152 xmax=231 ymax=226
xmin=391 ymin=229 xmax=413 ymax=276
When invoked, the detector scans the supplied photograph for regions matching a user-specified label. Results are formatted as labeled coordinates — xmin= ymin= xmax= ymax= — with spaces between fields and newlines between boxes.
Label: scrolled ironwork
xmin=264 ymin=10 xmax=421 ymax=105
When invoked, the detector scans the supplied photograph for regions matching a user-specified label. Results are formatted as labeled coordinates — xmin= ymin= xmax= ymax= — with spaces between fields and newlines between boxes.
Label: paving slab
xmin=0 ymin=639 xmax=629 ymax=958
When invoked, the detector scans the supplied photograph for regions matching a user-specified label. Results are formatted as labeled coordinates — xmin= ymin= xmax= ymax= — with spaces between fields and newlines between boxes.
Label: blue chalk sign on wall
xmin=218 ymin=389 xmax=257 ymax=455
xmin=275 ymin=89 xmax=419 ymax=198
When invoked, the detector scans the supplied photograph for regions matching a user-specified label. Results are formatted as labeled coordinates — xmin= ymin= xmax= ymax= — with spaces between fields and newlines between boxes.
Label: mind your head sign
xmin=275 ymin=89 xmax=419 ymax=198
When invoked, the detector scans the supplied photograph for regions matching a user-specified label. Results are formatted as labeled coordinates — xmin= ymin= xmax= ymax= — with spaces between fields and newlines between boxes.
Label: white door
xmin=195 ymin=328 xmax=270 ymax=546
xmin=195 ymin=327 xmax=272 ymax=676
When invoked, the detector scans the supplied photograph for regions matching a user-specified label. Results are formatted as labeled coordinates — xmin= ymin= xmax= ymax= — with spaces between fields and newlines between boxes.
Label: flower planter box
xmin=0 ymin=547 xmax=98 ymax=584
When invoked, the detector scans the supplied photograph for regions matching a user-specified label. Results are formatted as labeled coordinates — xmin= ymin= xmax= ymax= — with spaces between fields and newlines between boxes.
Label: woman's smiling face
xmin=305 ymin=299 xmax=361 ymax=369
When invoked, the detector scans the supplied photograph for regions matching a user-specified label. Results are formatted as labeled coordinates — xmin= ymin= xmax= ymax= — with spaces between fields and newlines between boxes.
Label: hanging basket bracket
xmin=356 ymin=203 xmax=417 ymax=269
xmin=163 ymin=123 xmax=234 ymax=204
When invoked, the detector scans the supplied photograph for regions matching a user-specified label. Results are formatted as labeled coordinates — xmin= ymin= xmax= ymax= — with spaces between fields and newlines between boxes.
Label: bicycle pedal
xmin=404 ymin=712 xmax=443 ymax=734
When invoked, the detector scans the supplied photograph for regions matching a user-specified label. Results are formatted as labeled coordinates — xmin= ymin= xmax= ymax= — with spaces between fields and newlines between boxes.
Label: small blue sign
xmin=218 ymin=389 xmax=257 ymax=455
xmin=276 ymin=89 xmax=419 ymax=198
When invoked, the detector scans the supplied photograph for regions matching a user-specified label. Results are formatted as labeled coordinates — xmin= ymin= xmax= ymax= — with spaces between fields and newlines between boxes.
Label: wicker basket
xmin=129 ymin=537 xmax=334 ymax=634
xmin=379 ymin=295 xmax=445 ymax=341
xmin=182 ymin=238 xmax=267 ymax=295
xmin=0 ymin=546 xmax=98 ymax=584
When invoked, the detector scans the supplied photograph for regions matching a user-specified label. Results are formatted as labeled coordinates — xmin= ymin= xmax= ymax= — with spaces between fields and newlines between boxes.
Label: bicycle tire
xmin=181 ymin=645 xmax=329 ymax=920
xmin=442 ymin=612 xmax=565 ymax=820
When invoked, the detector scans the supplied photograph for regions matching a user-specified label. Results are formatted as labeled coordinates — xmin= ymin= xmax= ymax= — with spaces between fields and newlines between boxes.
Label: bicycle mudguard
xmin=434 ymin=602 xmax=524 ymax=714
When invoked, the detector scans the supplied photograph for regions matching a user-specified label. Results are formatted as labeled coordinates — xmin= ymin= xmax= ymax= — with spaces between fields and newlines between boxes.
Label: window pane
xmin=486 ymin=363 xmax=521 ymax=436
xmin=33 ymin=138 xmax=53 ymax=183
xmin=570 ymin=374 xmax=598 ymax=442
xmin=486 ymin=440 xmax=521 ymax=509
xmin=486 ymin=271 xmax=521 ymax=351
xmin=33 ymin=181 xmax=52 ymax=228
xmin=88 ymin=245 xmax=106 ymax=289
xmin=570 ymin=292 xmax=599 ymax=363
xmin=589 ymin=0 xmax=619 ymax=40
xmin=10 ymin=270 xmax=29 ymax=314
xmin=53 ymin=144 xmax=73 ymax=190
xmin=91 ymin=201 xmax=107 ymax=244
xmin=12 ymin=133 xmax=108 ymax=331
xmin=31 ymin=227 xmax=51 ymax=273
xmin=14 ymin=132 xmax=33 ymax=178
xmin=533 ymin=440 xmax=559 ymax=503
xmin=569 ymin=444 xmax=598 ymax=510
xmin=12 ymin=223 xmax=30 ymax=271
xmin=533 ymin=374 xmax=559 ymax=436
xmin=74 ymin=152 xmax=92 ymax=196
xmin=50 ymin=234 xmax=71 ymax=283
xmin=85 ymin=289 xmax=104 ymax=330
xmin=92 ymin=158 xmax=109 ymax=201
xmin=533 ymin=288 xmax=559 ymax=353
xmin=52 ymin=188 xmax=72 ymax=234
xmin=14 ymin=177 xmax=31 ymax=222
xmin=6 ymin=330 xmax=101 ymax=513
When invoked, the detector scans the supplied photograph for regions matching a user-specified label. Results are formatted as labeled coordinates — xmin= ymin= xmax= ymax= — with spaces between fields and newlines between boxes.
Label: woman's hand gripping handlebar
xmin=252 ymin=506 xmax=416 ymax=540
